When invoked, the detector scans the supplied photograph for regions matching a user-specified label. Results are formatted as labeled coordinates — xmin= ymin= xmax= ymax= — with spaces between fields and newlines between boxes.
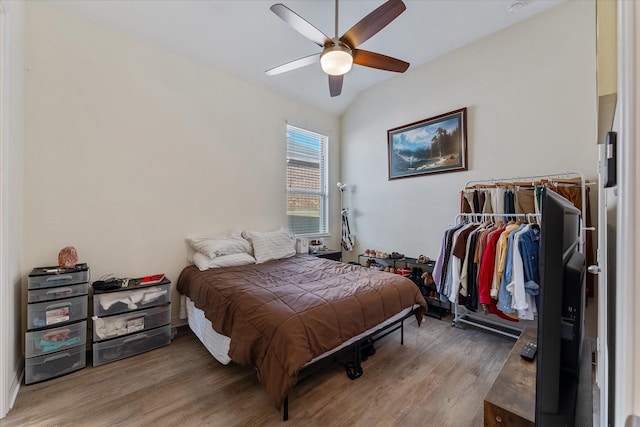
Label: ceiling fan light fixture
xmin=320 ymin=44 xmax=353 ymax=76
xmin=267 ymin=0 xmax=409 ymax=95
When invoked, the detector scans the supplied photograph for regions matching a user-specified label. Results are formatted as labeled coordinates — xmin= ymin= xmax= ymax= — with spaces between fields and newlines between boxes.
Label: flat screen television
xmin=536 ymin=187 xmax=586 ymax=426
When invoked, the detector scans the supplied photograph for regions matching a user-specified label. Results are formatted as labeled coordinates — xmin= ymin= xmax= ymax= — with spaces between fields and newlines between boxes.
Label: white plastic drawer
xmin=92 ymin=304 xmax=170 ymax=341
xmin=93 ymin=282 xmax=171 ymax=317
xmin=92 ymin=324 xmax=171 ymax=366
xmin=25 ymin=344 xmax=86 ymax=385
xmin=26 ymin=320 xmax=87 ymax=358
xmin=27 ymin=295 xmax=88 ymax=330
xmin=27 ymin=283 xmax=88 ymax=303
xmin=28 ymin=267 xmax=89 ymax=290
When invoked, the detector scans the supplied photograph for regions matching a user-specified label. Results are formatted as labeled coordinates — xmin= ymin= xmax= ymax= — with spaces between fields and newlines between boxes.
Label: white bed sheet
xmin=185 ymin=296 xmax=232 ymax=365
xmin=184 ymin=296 xmax=417 ymax=367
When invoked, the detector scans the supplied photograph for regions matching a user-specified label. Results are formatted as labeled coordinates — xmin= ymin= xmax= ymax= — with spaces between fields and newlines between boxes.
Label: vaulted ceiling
xmin=53 ymin=0 xmax=564 ymax=116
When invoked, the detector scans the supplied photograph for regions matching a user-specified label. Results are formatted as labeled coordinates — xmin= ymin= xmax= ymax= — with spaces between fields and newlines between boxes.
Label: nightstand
xmin=92 ymin=277 xmax=171 ymax=366
xmin=314 ymin=249 xmax=342 ymax=262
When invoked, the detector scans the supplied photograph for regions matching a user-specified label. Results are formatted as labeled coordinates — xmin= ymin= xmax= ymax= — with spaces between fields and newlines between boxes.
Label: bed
xmin=177 ymin=253 xmax=426 ymax=417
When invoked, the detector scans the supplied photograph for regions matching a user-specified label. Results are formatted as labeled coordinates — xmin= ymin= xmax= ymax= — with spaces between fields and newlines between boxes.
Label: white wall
xmin=23 ymin=3 xmax=340 ymax=324
xmin=597 ymin=0 xmax=617 ymax=97
xmin=340 ymin=0 xmax=598 ymax=263
xmin=1 ymin=0 xmax=24 ymax=416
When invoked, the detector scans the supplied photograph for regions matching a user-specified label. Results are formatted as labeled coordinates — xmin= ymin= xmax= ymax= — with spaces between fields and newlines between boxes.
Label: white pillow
xmin=186 ymin=231 xmax=252 ymax=258
xmin=191 ymin=252 xmax=256 ymax=271
xmin=242 ymin=228 xmax=296 ymax=264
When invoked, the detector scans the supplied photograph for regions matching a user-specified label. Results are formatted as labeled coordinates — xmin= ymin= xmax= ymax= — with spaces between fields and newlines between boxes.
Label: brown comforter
xmin=177 ymin=255 xmax=426 ymax=409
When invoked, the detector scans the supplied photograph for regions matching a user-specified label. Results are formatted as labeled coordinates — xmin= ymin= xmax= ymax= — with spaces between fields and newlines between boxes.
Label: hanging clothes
xmin=341 ymin=209 xmax=354 ymax=251
xmin=447 ymin=223 xmax=480 ymax=303
xmin=515 ymin=188 xmax=536 ymax=214
xmin=477 ymin=223 xmax=507 ymax=305
xmin=435 ymin=220 xmax=525 ymax=319
xmin=464 ymin=226 xmax=486 ymax=311
xmin=433 ymin=222 xmax=465 ymax=293
xmin=482 ymin=191 xmax=493 ymax=214
xmin=497 ymin=223 xmax=529 ymax=314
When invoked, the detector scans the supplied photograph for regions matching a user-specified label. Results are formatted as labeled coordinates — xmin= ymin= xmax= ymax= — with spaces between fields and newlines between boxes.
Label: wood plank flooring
xmin=0 ymin=315 xmax=514 ymax=427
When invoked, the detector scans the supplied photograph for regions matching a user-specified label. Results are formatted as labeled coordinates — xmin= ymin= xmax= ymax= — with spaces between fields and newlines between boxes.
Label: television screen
xmin=536 ymin=188 xmax=585 ymax=427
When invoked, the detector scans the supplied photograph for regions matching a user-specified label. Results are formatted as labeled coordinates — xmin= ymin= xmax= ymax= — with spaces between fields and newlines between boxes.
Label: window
xmin=286 ymin=125 xmax=328 ymax=236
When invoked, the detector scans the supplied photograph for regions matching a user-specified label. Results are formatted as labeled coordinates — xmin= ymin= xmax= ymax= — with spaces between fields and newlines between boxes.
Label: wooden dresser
xmin=484 ymin=327 xmax=537 ymax=426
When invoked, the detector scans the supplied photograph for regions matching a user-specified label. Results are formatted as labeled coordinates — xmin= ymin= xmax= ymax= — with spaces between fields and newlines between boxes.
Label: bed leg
xmin=283 ymin=396 xmax=289 ymax=421
xmin=345 ymin=341 xmax=364 ymax=379
xmin=401 ymin=317 xmax=405 ymax=345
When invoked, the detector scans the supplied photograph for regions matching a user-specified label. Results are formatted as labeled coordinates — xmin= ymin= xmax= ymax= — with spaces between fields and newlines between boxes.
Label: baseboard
xmin=172 ymin=317 xmax=188 ymax=328
xmin=8 ymin=361 xmax=22 ymax=413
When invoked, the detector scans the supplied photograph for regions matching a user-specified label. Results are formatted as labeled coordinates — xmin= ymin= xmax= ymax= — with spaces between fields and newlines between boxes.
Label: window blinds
xmin=286 ymin=125 xmax=328 ymax=235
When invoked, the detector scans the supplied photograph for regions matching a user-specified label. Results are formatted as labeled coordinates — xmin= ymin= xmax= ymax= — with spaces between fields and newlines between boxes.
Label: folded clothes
xmin=98 ymin=287 xmax=167 ymax=311
xmin=37 ymin=336 xmax=81 ymax=353
xmin=93 ymin=316 xmax=134 ymax=340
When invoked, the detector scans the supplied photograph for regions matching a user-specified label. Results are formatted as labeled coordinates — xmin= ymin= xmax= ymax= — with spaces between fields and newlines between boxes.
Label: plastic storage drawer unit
xmin=25 ymin=264 xmax=89 ymax=385
xmin=92 ymin=304 xmax=170 ymax=341
xmin=27 ymin=295 xmax=88 ymax=330
xmin=26 ymin=320 xmax=87 ymax=358
xmin=27 ymin=282 xmax=89 ymax=303
xmin=27 ymin=264 xmax=89 ymax=289
xmin=92 ymin=324 xmax=171 ymax=366
xmin=93 ymin=281 xmax=171 ymax=317
xmin=25 ymin=344 xmax=86 ymax=385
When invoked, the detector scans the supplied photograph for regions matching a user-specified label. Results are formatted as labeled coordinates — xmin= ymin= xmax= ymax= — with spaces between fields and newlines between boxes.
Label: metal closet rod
xmin=464 ymin=171 xmax=585 ymax=188
xmin=456 ymin=212 xmax=541 ymax=220
xmin=455 ymin=213 xmax=541 ymax=225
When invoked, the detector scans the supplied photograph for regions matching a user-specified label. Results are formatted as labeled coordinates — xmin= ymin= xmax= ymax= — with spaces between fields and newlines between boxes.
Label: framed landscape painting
xmin=387 ymin=108 xmax=468 ymax=180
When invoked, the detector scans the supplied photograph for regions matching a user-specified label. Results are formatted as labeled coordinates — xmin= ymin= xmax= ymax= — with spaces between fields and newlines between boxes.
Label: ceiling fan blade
xmin=270 ymin=4 xmax=332 ymax=48
xmin=352 ymin=49 xmax=409 ymax=73
xmin=329 ymin=74 xmax=343 ymax=97
xmin=265 ymin=53 xmax=320 ymax=76
xmin=340 ymin=0 xmax=406 ymax=49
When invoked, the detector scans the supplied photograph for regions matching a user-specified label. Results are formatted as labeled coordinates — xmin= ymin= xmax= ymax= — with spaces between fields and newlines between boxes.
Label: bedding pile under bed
xmin=177 ymin=254 xmax=426 ymax=409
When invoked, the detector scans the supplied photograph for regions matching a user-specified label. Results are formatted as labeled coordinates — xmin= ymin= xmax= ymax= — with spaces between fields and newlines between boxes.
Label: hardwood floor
xmin=1 ymin=315 xmax=514 ymax=427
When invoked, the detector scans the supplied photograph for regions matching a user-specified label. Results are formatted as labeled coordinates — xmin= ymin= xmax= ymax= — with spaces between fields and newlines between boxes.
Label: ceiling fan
xmin=265 ymin=0 xmax=410 ymax=97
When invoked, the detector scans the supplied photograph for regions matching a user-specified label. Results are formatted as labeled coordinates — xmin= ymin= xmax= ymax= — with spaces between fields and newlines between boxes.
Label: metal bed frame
xmin=282 ymin=307 xmax=419 ymax=421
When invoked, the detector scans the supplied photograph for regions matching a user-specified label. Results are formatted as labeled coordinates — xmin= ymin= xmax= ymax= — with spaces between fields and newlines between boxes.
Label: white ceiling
xmin=53 ymin=0 xmax=564 ymax=116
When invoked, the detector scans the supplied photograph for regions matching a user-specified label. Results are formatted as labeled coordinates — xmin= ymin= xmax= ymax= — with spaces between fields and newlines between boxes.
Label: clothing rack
xmin=463 ymin=171 xmax=587 ymax=253
xmin=451 ymin=172 xmax=586 ymax=339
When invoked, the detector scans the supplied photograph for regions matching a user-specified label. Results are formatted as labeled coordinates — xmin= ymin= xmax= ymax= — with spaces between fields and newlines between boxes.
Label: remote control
xmin=520 ymin=341 xmax=537 ymax=362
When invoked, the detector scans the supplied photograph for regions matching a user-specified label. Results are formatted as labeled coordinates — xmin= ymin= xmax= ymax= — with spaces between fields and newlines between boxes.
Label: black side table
xmin=313 ymin=249 xmax=342 ymax=262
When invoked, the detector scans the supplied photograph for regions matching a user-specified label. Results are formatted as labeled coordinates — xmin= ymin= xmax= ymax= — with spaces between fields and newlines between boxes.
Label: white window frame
xmin=286 ymin=125 xmax=329 ymax=237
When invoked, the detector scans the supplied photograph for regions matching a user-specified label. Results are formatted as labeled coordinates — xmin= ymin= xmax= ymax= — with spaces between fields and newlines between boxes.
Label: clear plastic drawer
xmin=93 ymin=282 xmax=171 ymax=317
xmin=27 ymin=283 xmax=88 ymax=303
xmin=26 ymin=320 xmax=87 ymax=358
xmin=25 ymin=344 xmax=86 ymax=385
xmin=92 ymin=304 xmax=170 ymax=341
xmin=27 ymin=295 xmax=88 ymax=330
xmin=92 ymin=324 xmax=171 ymax=366
xmin=28 ymin=265 xmax=89 ymax=290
